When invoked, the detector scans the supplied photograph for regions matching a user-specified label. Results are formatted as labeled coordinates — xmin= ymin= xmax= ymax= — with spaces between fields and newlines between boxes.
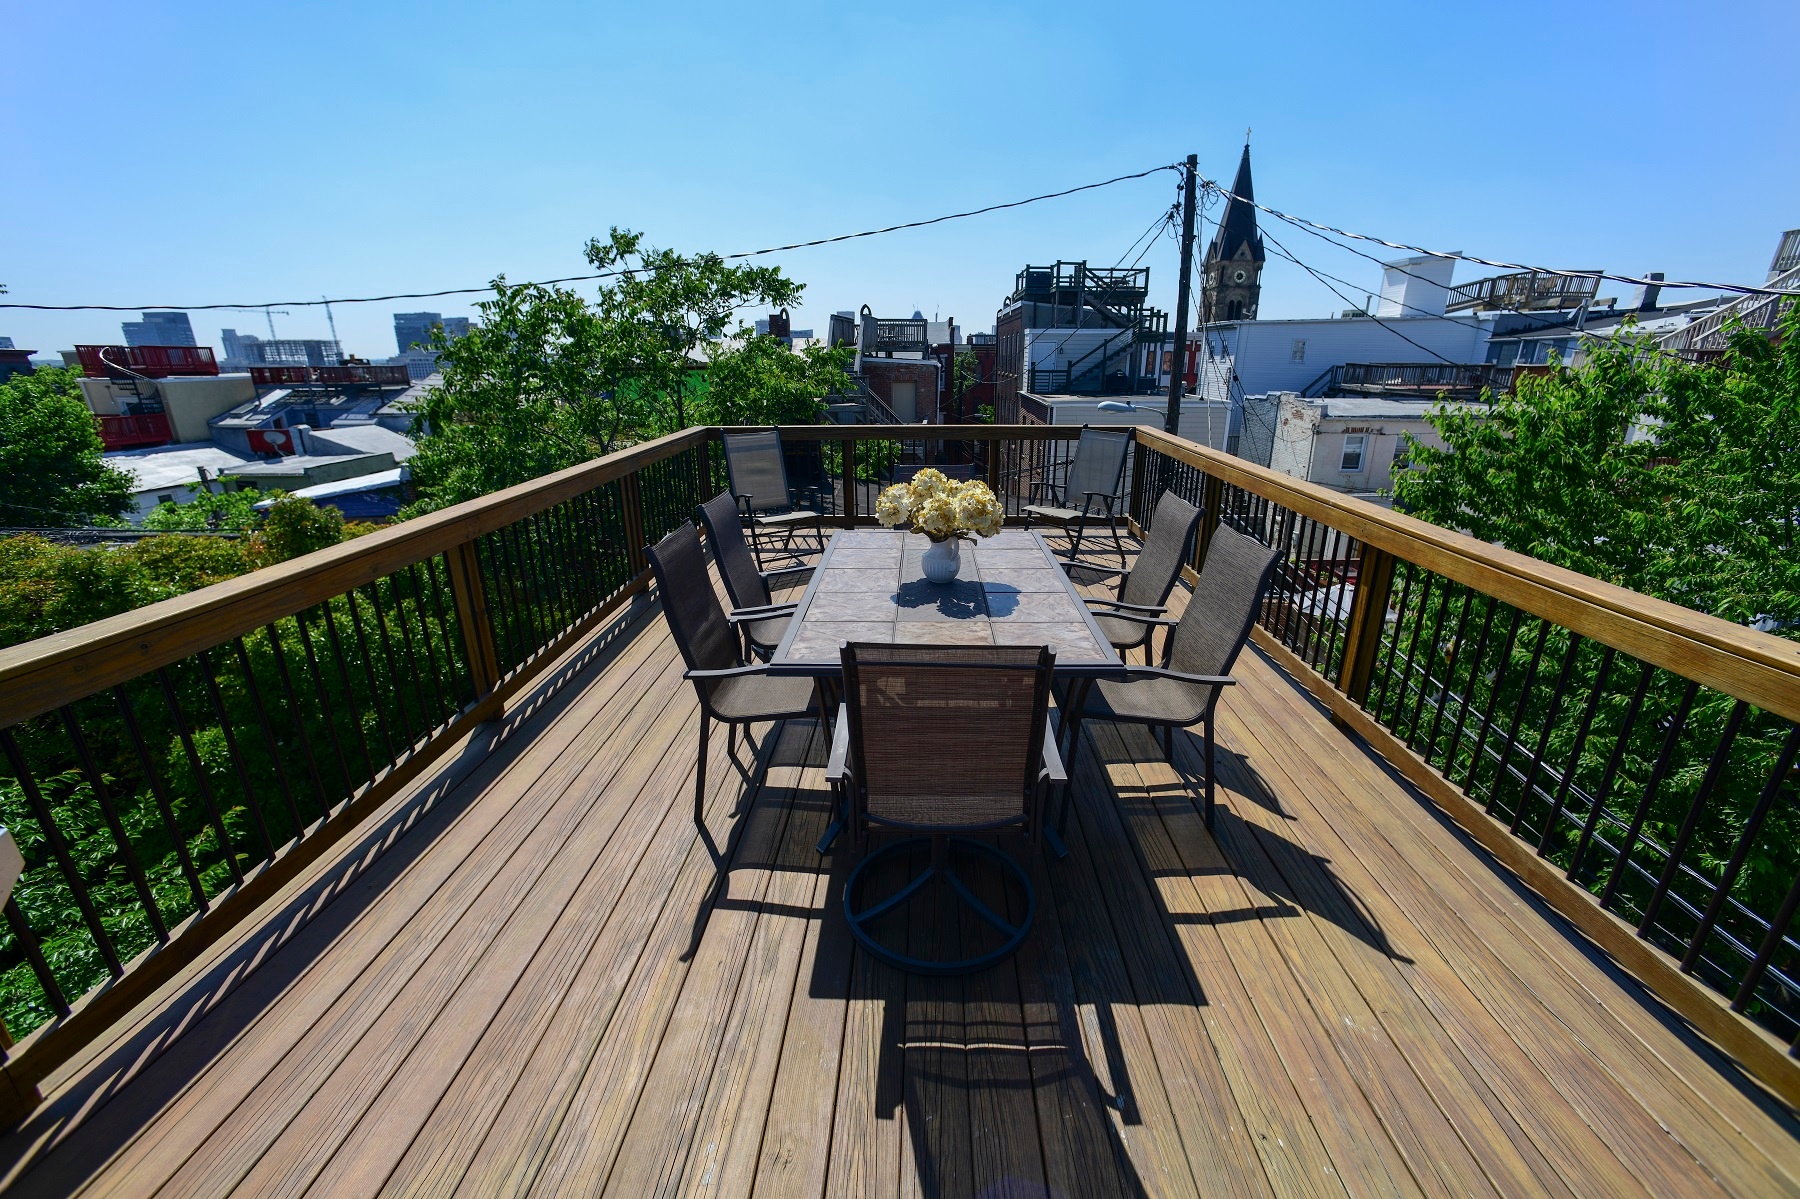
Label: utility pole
xmin=1164 ymin=153 xmax=1198 ymax=435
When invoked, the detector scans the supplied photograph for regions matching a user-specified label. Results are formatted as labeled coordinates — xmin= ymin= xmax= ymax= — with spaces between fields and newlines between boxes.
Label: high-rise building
xmin=122 ymin=311 xmax=197 ymax=347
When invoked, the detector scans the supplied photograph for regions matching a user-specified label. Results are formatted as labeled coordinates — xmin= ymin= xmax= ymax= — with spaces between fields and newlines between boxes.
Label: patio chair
xmin=1060 ymin=526 xmax=1280 ymax=830
xmin=721 ymin=428 xmax=827 ymax=570
xmin=695 ymin=490 xmax=812 ymax=661
xmin=646 ymin=522 xmax=820 ymax=861
xmin=1065 ymin=490 xmax=1204 ymax=665
xmin=1023 ymin=427 xmax=1132 ymax=565
xmin=827 ymin=642 xmax=1065 ymax=975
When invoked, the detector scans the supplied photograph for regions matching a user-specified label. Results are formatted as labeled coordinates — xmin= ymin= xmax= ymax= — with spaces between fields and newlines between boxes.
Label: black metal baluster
xmin=196 ymin=649 xmax=276 ymax=863
xmin=1684 ymin=723 xmax=1800 ymax=974
xmin=345 ymin=592 xmax=397 ymax=767
xmin=1443 ymin=595 xmax=1497 ymax=780
xmin=1733 ymin=864 xmax=1800 ymax=1011
xmin=317 ymin=598 xmax=377 ymax=783
xmin=1568 ymin=661 xmax=1655 ymax=881
xmin=1509 ymin=635 xmax=1584 ymax=837
xmin=1368 ymin=561 xmax=1416 ymax=718
xmin=1322 ymin=537 xmax=1360 ymax=676
xmin=1405 ymin=581 xmax=1455 ymax=750
xmin=58 ymin=705 xmax=168 ymax=941
xmin=230 ymin=639 xmax=304 ymax=840
xmin=156 ymin=666 xmax=243 ymax=886
xmin=264 ymin=622 xmax=328 ymax=822
xmin=0 ymin=728 xmax=125 ymax=974
xmin=1485 ymin=618 xmax=1551 ymax=815
xmin=1537 ymin=647 xmax=1616 ymax=855
xmin=3 ymin=896 xmax=69 ymax=1016
xmin=498 ymin=524 xmax=543 ymax=659
xmin=363 ymin=579 xmax=415 ymax=751
xmin=1638 ymin=700 xmax=1751 ymax=937
xmin=292 ymin=607 xmax=354 ymax=799
xmin=419 ymin=556 xmax=467 ymax=710
xmin=1460 ymin=605 xmax=1524 ymax=792
xmin=1423 ymin=587 xmax=1476 ymax=767
xmin=1598 ymin=680 xmax=1700 ymax=910
xmin=1389 ymin=571 xmax=1438 ymax=734
xmin=113 ymin=685 xmax=207 ymax=911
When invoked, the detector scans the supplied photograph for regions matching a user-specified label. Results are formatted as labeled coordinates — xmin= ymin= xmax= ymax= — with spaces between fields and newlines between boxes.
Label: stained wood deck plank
xmin=0 ymin=542 xmax=1793 ymax=1199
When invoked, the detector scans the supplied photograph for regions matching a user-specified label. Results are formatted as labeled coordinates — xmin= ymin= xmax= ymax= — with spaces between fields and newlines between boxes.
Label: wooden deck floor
xmin=3 ymin=548 xmax=1798 ymax=1197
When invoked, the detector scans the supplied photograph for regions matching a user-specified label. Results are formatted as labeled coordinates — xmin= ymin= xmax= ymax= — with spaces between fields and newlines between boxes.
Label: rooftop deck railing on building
xmin=1660 ymin=263 xmax=1800 ymax=354
xmin=2 ymin=421 xmax=1800 ymax=1126
xmin=1445 ymin=270 xmax=1603 ymax=313
xmin=1302 ymin=361 xmax=1516 ymax=399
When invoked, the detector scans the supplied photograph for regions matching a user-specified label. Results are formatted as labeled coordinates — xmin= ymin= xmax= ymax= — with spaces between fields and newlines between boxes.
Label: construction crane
xmin=218 ymin=306 xmax=290 ymax=338
xmin=321 ymin=296 xmax=339 ymax=345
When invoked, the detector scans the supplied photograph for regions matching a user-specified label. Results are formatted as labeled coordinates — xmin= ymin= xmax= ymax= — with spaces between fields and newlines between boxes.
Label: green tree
xmin=142 ymin=486 xmax=273 ymax=534
xmin=405 ymin=229 xmax=807 ymax=514
xmin=1394 ymin=305 xmax=1800 ymax=630
xmin=0 ymin=367 xmax=134 ymax=527
xmin=701 ymin=333 xmax=855 ymax=426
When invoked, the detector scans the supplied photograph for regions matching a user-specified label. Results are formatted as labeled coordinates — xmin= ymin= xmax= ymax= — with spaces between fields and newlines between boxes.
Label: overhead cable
xmin=0 ymin=164 xmax=1182 ymax=313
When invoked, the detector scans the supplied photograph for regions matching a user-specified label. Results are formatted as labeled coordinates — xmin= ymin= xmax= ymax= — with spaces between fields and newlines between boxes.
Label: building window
xmin=1291 ymin=339 xmax=1307 ymax=363
xmin=1340 ymin=435 xmax=1366 ymax=472
xmin=1391 ymin=437 xmax=1410 ymax=471
xmin=1226 ymin=299 xmax=1244 ymax=320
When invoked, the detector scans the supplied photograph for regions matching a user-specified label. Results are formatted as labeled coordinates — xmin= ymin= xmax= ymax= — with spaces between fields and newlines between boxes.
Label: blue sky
xmin=4 ymin=1 xmax=1797 ymax=360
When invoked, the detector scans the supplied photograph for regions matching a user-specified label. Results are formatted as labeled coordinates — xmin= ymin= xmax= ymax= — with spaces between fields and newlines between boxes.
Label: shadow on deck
xmin=1 ymin=543 xmax=1797 ymax=1198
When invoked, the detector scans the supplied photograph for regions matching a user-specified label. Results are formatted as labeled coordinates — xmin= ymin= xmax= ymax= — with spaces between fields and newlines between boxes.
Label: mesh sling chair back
xmin=828 ymin=642 xmax=1065 ymax=974
xmin=721 ymin=428 xmax=826 ymax=570
xmin=694 ymin=490 xmax=812 ymax=661
xmin=645 ymin=522 xmax=818 ymax=860
xmin=1068 ymin=490 xmax=1204 ymax=664
xmin=1023 ymin=427 xmax=1133 ymax=564
xmin=1063 ymin=525 xmax=1281 ymax=830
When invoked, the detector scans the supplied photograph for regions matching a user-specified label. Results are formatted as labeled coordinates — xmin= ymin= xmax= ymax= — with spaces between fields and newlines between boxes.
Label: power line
xmin=1197 ymin=179 xmax=1799 ymax=299
xmin=1 ymin=164 xmax=1182 ymax=314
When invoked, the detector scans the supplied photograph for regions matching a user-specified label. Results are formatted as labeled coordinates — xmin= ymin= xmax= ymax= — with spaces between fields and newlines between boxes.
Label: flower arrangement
xmin=874 ymin=468 xmax=1005 ymax=542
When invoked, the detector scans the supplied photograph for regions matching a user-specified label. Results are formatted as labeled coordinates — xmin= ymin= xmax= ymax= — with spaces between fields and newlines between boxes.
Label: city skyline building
xmin=122 ymin=311 xmax=197 ymax=348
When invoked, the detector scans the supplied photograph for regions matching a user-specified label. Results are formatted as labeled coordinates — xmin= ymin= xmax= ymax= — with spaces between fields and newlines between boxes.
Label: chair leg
xmin=1069 ymin=509 xmax=1088 ymax=560
xmin=1161 ymin=724 xmax=1173 ymax=758
xmin=1108 ymin=508 xmax=1126 ymax=567
xmin=727 ymin=721 xmax=736 ymax=757
xmin=695 ymin=712 xmax=711 ymax=834
xmin=1204 ymin=717 xmax=1217 ymax=831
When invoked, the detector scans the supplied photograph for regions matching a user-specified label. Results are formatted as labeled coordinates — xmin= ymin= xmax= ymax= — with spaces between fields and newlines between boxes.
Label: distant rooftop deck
xmin=1 ymin=538 xmax=1794 ymax=1197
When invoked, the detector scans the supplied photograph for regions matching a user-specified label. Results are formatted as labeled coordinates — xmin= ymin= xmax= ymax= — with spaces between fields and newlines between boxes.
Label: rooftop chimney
xmin=1634 ymin=272 xmax=1664 ymax=312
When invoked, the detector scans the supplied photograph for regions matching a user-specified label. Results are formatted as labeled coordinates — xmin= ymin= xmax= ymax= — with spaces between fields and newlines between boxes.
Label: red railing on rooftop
xmin=95 ymin=412 xmax=173 ymax=450
xmin=75 ymin=345 xmax=218 ymax=379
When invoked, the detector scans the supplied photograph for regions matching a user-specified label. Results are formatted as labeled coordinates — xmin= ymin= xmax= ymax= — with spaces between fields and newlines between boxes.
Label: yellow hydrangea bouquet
xmin=875 ymin=468 xmax=1003 ymax=582
xmin=875 ymin=468 xmax=1005 ymax=541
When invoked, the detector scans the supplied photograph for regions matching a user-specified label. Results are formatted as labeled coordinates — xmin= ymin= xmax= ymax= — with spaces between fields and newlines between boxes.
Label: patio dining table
xmin=765 ymin=527 xmax=1124 ymax=678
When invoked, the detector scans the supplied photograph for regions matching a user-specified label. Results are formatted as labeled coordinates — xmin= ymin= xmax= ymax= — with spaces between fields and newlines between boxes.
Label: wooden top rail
xmin=1133 ymin=427 xmax=1800 ymax=725
xmin=0 ymin=426 xmax=713 ymax=728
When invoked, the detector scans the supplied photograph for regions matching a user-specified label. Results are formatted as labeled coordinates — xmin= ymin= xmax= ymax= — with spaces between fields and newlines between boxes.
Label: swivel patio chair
xmin=1060 ymin=526 xmax=1280 ymax=830
xmin=721 ymin=428 xmax=827 ymax=570
xmin=827 ymin=642 xmax=1065 ymax=975
xmin=695 ymin=490 xmax=812 ymax=661
xmin=1023 ymin=427 xmax=1132 ymax=565
xmin=646 ymin=522 xmax=820 ymax=861
xmin=1065 ymin=490 xmax=1203 ymax=665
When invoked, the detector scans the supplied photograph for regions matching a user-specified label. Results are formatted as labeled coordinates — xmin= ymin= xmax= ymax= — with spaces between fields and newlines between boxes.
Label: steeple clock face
xmin=1232 ymin=269 xmax=1247 ymax=284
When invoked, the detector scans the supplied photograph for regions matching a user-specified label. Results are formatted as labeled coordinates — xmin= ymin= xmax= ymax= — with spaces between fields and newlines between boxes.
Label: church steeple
xmin=1202 ymin=141 xmax=1265 ymax=322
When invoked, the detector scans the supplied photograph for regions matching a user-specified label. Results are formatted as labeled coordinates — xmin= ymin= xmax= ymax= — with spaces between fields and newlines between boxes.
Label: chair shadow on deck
xmin=0 ymin=597 xmax=661 ymax=1192
xmin=685 ymin=693 xmax=1421 ymax=1198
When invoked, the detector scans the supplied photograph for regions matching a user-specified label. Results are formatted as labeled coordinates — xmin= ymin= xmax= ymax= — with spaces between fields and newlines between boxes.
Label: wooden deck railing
xmin=3 ymin=421 xmax=1800 ymax=1117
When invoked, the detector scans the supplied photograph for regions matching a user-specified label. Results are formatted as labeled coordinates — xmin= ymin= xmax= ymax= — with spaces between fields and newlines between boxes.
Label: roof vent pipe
xmin=1634 ymin=272 xmax=1665 ymax=312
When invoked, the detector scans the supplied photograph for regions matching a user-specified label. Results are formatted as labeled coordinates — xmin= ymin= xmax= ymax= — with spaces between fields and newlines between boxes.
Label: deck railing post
xmin=986 ymin=436 xmax=1001 ymax=495
xmin=621 ymin=471 xmax=648 ymax=574
xmin=1194 ymin=472 xmax=1225 ymax=571
xmin=842 ymin=437 xmax=858 ymax=520
xmin=1337 ymin=545 xmax=1396 ymax=706
xmin=447 ymin=541 xmax=502 ymax=697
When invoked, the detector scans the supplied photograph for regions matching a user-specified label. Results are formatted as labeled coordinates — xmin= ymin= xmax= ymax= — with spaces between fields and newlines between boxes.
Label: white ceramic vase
xmin=920 ymin=536 xmax=962 ymax=583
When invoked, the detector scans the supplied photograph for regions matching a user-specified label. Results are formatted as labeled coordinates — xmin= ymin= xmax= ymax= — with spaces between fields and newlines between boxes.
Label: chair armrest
xmin=1062 ymin=561 xmax=1127 ymax=582
xmin=1091 ymin=610 xmax=1177 ymax=630
xmin=826 ymin=703 xmax=851 ymax=783
xmin=1085 ymin=598 xmax=1168 ymax=615
xmin=727 ymin=603 xmax=797 ymax=622
xmin=1116 ymin=666 xmax=1237 ymax=687
xmin=760 ymin=564 xmax=815 ymax=583
xmin=1039 ymin=717 xmax=1068 ymax=785
xmin=684 ymin=664 xmax=773 ymax=681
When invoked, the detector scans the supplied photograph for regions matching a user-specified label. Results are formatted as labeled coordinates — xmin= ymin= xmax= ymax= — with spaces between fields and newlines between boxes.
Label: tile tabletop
xmin=769 ymin=527 xmax=1122 ymax=674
